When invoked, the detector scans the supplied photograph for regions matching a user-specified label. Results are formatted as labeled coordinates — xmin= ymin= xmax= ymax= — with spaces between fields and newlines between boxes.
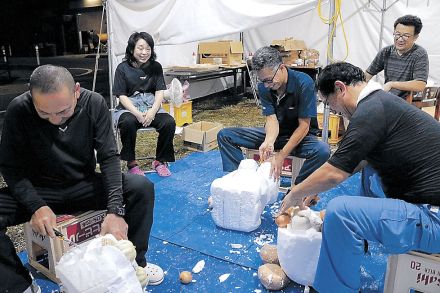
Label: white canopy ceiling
xmin=107 ymin=0 xmax=439 ymax=86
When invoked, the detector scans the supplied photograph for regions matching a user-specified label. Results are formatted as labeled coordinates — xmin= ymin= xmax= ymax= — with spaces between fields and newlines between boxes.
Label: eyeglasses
xmin=258 ymin=64 xmax=281 ymax=84
xmin=393 ymin=32 xmax=413 ymax=41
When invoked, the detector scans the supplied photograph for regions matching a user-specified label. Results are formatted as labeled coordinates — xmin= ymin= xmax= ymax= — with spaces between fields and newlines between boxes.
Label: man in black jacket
xmin=0 ymin=65 xmax=162 ymax=292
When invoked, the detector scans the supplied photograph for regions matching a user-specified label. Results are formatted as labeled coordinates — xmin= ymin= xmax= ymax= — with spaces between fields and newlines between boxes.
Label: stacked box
xmin=271 ymin=38 xmax=307 ymax=65
xmin=24 ymin=210 xmax=106 ymax=283
xmin=198 ymin=41 xmax=244 ymax=66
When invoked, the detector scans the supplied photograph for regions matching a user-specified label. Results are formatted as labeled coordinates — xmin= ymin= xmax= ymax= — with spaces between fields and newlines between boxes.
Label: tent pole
xmin=105 ymin=0 xmax=114 ymax=110
xmin=378 ymin=0 xmax=386 ymax=51
xmin=92 ymin=2 xmax=106 ymax=92
xmin=322 ymin=0 xmax=336 ymax=144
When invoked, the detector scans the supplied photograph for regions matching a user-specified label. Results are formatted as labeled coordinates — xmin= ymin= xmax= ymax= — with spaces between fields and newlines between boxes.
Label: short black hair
xmin=394 ymin=15 xmax=423 ymax=35
xmin=29 ymin=65 xmax=75 ymax=94
xmin=252 ymin=46 xmax=282 ymax=72
xmin=124 ymin=32 xmax=157 ymax=65
xmin=316 ymin=62 xmax=365 ymax=97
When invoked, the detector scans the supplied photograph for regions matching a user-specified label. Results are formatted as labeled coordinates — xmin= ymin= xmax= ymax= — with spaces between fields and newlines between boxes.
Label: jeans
xmin=0 ymin=173 xmax=154 ymax=293
xmin=313 ymin=175 xmax=440 ymax=293
xmin=217 ymin=127 xmax=330 ymax=184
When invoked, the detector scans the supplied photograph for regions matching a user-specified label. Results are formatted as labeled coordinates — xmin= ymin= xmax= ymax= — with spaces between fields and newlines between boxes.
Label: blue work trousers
xmin=313 ymin=169 xmax=440 ymax=293
xmin=217 ymin=127 xmax=330 ymax=184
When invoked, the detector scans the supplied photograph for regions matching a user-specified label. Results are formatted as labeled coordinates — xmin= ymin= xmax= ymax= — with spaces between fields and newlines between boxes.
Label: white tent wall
xmin=106 ymin=0 xmax=322 ymax=100
xmin=107 ymin=0 xmax=439 ymax=102
xmin=245 ymin=0 xmax=439 ymax=85
xmin=329 ymin=0 xmax=440 ymax=85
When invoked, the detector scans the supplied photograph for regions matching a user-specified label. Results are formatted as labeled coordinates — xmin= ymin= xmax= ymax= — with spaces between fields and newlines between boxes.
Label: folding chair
xmin=410 ymin=86 xmax=440 ymax=121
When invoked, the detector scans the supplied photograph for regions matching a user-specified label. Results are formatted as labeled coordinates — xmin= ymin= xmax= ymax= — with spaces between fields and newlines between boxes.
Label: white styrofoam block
xmin=277 ymin=227 xmax=322 ymax=286
xmin=210 ymin=159 xmax=279 ymax=232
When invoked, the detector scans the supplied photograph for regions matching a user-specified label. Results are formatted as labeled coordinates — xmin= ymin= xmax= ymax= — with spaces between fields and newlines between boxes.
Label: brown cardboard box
xmin=24 ymin=210 xmax=106 ymax=283
xmin=271 ymin=38 xmax=307 ymax=65
xmin=182 ymin=121 xmax=223 ymax=152
xmin=198 ymin=41 xmax=244 ymax=66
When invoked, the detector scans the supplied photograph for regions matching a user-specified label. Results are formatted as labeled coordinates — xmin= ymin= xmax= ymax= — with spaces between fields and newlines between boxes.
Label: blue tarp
xmin=20 ymin=150 xmax=387 ymax=292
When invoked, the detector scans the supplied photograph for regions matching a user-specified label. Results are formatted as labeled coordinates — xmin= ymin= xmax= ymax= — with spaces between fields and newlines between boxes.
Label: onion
xmin=179 ymin=271 xmax=193 ymax=284
xmin=275 ymin=214 xmax=291 ymax=228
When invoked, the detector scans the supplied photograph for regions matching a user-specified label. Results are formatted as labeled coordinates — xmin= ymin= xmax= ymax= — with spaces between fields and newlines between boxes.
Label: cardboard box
xmin=182 ymin=121 xmax=223 ymax=152
xmin=162 ymin=101 xmax=193 ymax=127
xmin=271 ymin=38 xmax=307 ymax=65
xmin=244 ymin=148 xmax=304 ymax=178
xmin=198 ymin=41 xmax=243 ymax=66
xmin=384 ymin=251 xmax=440 ymax=293
xmin=24 ymin=210 xmax=106 ymax=283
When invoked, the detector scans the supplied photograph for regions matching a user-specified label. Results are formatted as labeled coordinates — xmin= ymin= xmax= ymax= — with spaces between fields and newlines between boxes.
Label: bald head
xmin=29 ymin=65 xmax=75 ymax=94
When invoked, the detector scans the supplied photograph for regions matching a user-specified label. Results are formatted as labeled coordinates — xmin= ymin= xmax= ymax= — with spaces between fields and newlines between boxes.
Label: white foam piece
xmin=210 ymin=159 xmax=279 ymax=232
xmin=277 ymin=227 xmax=322 ymax=286
xmin=192 ymin=260 xmax=205 ymax=273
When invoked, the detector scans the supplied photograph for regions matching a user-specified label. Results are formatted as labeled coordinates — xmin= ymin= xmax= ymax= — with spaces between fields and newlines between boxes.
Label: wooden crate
xmin=384 ymin=251 xmax=440 ymax=293
xmin=24 ymin=210 xmax=106 ymax=283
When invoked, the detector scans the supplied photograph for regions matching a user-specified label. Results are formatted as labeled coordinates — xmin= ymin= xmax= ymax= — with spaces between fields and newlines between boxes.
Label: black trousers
xmin=118 ymin=112 xmax=176 ymax=163
xmin=0 ymin=173 xmax=154 ymax=293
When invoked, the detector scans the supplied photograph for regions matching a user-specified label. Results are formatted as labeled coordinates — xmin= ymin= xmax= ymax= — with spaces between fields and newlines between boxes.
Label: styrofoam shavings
xmin=253 ymin=233 xmax=275 ymax=246
xmin=164 ymin=271 xmax=168 ymax=275
xmin=256 ymin=247 xmax=260 ymax=252
xmin=219 ymin=273 xmax=230 ymax=282
xmin=254 ymin=289 xmax=262 ymax=293
xmin=198 ymin=197 xmax=202 ymax=200
xmin=235 ymin=287 xmax=241 ymax=289
xmin=162 ymin=241 xmax=168 ymax=244
xmin=229 ymin=250 xmax=241 ymax=254
xmin=192 ymin=260 xmax=205 ymax=273
xmin=253 ymin=272 xmax=257 ymax=277
xmin=192 ymin=279 xmax=197 ymax=282
xmin=230 ymin=243 xmax=243 ymax=249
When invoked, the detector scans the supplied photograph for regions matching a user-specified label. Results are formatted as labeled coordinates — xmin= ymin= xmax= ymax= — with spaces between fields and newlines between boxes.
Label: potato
xmin=258 ymin=263 xmax=290 ymax=290
xmin=259 ymin=244 xmax=279 ymax=264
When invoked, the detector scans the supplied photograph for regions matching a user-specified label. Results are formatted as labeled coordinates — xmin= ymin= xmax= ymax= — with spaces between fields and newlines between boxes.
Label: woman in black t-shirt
xmin=113 ymin=32 xmax=175 ymax=176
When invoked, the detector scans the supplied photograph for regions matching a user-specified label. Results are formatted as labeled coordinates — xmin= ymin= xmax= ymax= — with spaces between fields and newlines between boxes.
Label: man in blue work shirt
xmin=217 ymin=46 xmax=329 ymax=184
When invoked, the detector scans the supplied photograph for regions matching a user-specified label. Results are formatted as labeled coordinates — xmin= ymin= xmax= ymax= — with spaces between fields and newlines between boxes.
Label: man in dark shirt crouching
xmin=279 ymin=62 xmax=440 ymax=293
xmin=0 ymin=65 xmax=162 ymax=292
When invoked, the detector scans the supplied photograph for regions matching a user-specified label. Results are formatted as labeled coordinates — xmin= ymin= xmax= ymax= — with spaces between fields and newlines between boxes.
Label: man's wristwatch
xmin=107 ymin=206 xmax=125 ymax=217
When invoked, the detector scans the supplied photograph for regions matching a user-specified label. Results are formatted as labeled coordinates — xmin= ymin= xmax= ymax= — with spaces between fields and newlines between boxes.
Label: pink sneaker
xmin=128 ymin=165 xmax=145 ymax=176
xmin=152 ymin=160 xmax=171 ymax=177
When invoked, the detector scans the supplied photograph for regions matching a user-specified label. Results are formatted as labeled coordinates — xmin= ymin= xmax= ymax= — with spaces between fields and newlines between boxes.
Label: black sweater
xmin=0 ymin=88 xmax=123 ymax=214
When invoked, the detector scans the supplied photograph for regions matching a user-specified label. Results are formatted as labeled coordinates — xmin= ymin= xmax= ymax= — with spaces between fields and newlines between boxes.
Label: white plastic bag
xmin=55 ymin=237 xmax=143 ymax=293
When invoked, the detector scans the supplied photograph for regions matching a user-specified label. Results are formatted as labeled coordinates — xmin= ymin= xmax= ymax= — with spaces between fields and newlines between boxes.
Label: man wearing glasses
xmin=280 ymin=62 xmax=440 ymax=293
xmin=365 ymin=14 xmax=428 ymax=100
xmin=217 ymin=46 xmax=330 ymax=188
